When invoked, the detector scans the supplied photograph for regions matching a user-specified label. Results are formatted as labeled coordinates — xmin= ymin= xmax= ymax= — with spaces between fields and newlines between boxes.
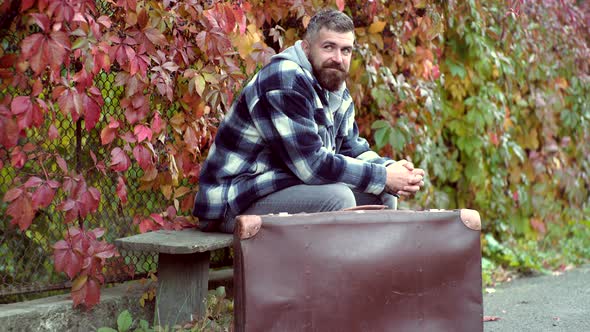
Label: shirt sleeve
xmin=252 ymin=89 xmax=387 ymax=195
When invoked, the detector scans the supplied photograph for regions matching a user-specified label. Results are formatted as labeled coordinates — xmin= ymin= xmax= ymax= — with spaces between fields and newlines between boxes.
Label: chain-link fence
xmin=0 ymin=68 xmax=164 ymax=304
xmin=0 ymin=1 xmax=162 ymax=303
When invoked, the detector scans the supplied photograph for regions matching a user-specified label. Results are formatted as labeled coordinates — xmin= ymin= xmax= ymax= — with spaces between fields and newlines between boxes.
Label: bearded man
xmin=193 ymin=9 xmax=425 ymax=233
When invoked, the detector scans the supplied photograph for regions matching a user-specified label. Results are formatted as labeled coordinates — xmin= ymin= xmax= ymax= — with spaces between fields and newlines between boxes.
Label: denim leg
xmin=219 ymin=183 xmax=357 ymax=233
xmin=353 ymin=190 xmax=398 ymax=210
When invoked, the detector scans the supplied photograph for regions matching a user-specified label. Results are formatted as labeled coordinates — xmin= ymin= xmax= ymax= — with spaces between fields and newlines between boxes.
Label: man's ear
xmin=301 ymin=39 xmax=310 ymax=56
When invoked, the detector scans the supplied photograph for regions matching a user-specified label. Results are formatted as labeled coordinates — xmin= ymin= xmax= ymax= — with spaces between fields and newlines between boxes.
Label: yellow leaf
xmin=72 ymin=275 xmax=88 ymax=292
xmin=368 ymin=21 xmax=386 ymax=34
xmin=554 ymin=77 xmax=568 ymax=90
xmin=369 ymin=34 xmax=384 ymax=49
xmin=161 ymin=184 xmax=172 ymax=200
xmin=284 ymin=28 xmax=298 ymax=45
xmin=302 ymin=15 xmax=311 ymax=29
xmin=174 ymin=186 xmax=191 ymax=199
xmin=413 ymin=0 xmax=427 ymax=9
xmin=232 ymin=24 xmax=261 ymax=60
xmin=169 ymin=112 xmax=185 ymax=134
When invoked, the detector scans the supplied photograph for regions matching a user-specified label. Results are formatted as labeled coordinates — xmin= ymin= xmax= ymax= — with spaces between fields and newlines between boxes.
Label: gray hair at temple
xmin=304 ymin=9 xmax=355 ymax=42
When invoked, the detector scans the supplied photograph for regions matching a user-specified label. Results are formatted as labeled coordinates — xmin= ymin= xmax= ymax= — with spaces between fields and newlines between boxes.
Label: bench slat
xmin=115 ymin=228 xmax=233 ymax=254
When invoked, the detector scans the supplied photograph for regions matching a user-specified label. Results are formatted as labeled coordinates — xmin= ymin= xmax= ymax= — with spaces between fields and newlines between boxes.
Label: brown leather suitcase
xmin=233 ymin=209 xmax=483 ymax=332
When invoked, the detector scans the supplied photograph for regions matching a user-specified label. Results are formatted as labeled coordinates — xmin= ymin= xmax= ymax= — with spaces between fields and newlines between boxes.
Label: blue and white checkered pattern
xmin=193 ymin=51 xmax=393 ymax=221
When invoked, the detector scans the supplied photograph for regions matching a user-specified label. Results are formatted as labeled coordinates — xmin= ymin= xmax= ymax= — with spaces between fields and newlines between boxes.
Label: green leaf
xmin=373 ymin=126 xmax=391 ymax=150
xmin=370 ymin=120 xmax=389 ymax=130
xmin=446 ymin=60 xmax=466 ymax=79
xmin=71 ymin=38 xmax=88 ymax=50
xmin=215 ymin=286 xmax=226 ymax=298
xmin=117 ymin=310 xmax=133 ymax=332
xmin=138 ymin=319 xmax=151 ymax=332
xmin=388 ymin=128 xmax=406 ymax=152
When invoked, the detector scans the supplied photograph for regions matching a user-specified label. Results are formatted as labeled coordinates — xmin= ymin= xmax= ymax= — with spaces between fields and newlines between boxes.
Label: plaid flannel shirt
xmin=193 ymin=43 xmax=393 ymax=222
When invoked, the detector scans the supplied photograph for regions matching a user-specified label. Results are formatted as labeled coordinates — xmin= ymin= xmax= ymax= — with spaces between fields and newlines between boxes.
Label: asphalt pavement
xmin=483 ymin=265 xmax=590 ymax=332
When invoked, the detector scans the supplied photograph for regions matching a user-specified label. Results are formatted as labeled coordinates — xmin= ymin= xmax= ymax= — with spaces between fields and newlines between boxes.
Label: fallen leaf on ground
xmin=483 ymin=316 xmax=501 ymax=322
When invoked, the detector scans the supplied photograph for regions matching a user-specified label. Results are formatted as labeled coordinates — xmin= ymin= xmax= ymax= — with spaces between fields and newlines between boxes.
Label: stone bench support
xmin=115 ymin=229 xmax=233 ymax=328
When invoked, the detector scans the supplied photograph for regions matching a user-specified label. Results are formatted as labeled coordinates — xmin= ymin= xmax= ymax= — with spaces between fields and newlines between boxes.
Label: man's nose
xmin=331 ymin=50 xmax=343 ymax=64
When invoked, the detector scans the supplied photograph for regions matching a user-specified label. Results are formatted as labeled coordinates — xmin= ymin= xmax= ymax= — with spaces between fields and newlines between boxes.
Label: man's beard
xmin=312 ymin=62 xmax=347 ymax=92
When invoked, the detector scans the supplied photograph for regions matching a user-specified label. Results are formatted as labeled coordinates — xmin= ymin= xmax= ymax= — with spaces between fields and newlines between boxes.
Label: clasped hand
xmin=385 ymin=160 xmax=425 ymax=196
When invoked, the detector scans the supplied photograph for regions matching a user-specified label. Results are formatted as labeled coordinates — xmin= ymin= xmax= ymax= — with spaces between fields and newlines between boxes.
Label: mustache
xmin=322 ymin=62 xmax=346 ymax=72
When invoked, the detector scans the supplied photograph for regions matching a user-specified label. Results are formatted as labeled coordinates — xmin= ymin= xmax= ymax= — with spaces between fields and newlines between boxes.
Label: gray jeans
xmin=214 ymin=183 xmax=397 ymax=233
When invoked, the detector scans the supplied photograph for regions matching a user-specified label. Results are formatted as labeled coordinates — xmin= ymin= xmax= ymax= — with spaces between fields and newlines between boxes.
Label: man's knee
xmin=321 ymin=183 xmax=356 ymax=211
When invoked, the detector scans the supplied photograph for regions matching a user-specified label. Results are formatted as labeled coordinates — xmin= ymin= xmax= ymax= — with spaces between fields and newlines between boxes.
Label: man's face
xmin=303 ymin=28 xmax=354 ymax=92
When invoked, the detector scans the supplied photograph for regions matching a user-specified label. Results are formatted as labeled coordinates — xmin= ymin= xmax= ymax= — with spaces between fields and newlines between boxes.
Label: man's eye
xmin=324 ymin=45 xmax=333 ymax=51
xmin=342 ymin=49 xmax=351 ymax=55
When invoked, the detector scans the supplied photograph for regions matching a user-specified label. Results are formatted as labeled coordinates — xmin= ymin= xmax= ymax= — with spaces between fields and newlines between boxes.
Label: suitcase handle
xmin=341 ymin=205 xmax=387 ymax=211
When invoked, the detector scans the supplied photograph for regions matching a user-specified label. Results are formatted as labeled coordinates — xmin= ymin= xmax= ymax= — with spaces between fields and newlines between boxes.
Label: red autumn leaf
xmin=93 ymin=240 xmax=118 ymax=260
xmin=56 ymin=87 xmax=84 ymax=122
xmin=166 ymin=205 xmax=177 ymax=219
xmin=530 ymin=218 xmax=547 ymax=234
xmin=143 ymin=27 xmax=167 ymax=46
xmin=11 ymin=96 xmax=43 ymax=130
xmin=0 ymin=113 xmax=19 ymax=148
xmin=116 ymin=176 xmax=128 ymax=204
xmin=232 ymin=5 xmax=248 ymax=35
xmin=204 ymin=3 xmax=237 ymax=34
xmin=250 ymin=42 xmax=276 ymax=66
xmin=32 ymin=184 xmax=56 ymax=209
xmin=60 ymin=199 xmax=79 ymax=223
xmin=59 ymin=178 xmax=100 ymax=222
xmin=133 ymin=144 xmax=152 ymax=170
xmin=11 ymin=96 xmax=32 ymax=129
xmin=83 ymin=95 xmax=101 ymax=130
xmin=139 ymin=218 xmax=157 ymax=233
xmin=121 ymin=95 xmax=149 ymax=124
xmin=29 ymin=13 xmax=50 ymax=32
xmin=31 ymin=78 xmax=43 ymax=97
xmin=483 ymin=315 xmax=501 ymax=322
xmin=134 ymin=124 xmax=152 ymax=142
xmin=7 ymin=194 xmax=35 ymax=230
xmin=47 ymin=180 xmax=60 ymax=189
xmin=20 ymin=0 xmax=36 ymax=12
xmin=48 ymin=124 xmax=59 ymax=140
xmin=47 ymin=0 xmax=77 ymax=23
xmin=71 ymin=275 xmax=101 ymax=308
xmin=110 ymin=147 xmax=131 ymax=172
xmin=11 ymin=147 xmax=27 ymax=168
xmin=489 ymin=132 xmax=500 ymax=146
xmin=84 ymin=277 xmax=101 ymax=307
xmin=431 ymin=65 xmax=441 ymax=80
xmin=53 ymin=240 xmax=83 ymax=279
xmin=80 ymin=187 xmax=101 ymax=217
xmin=3 ymin=187 xmax=23 ymax=202
xmin=83 ymin=87 xmax=104 ymax=130
xmin=24 ymin=176 xmax=43 ymax=188
xmin=100 ymin=119 xmax=120 ymax=145
xmin=336 ymin=0 xmax=345 ymax=11
xmin=151 ymin=112 xmax=164 ymax=134
xmin=56 ymin=155 xmax=68 ymax=173
xmin=91 ymin=228 xmax=106 ymax=239
xmin=97 ymin=15 xmax=112 ymax=29
xmin=150 ymin=213 xmax=165 ymax=226
xmin=195 ymin=29 xmax=232 ymax=58
xmin=20 ymin=28 xmax=70 ymax=75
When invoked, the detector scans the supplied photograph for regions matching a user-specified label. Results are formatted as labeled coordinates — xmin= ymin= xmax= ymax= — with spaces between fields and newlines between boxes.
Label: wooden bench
xmin=115 ymin=228 xmax=233 ymax=327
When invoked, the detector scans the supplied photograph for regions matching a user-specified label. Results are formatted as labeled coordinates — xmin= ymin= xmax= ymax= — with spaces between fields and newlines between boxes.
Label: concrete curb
xmin=0 ymin=282 xmax=154 ymax=332
xmin=0 ymin=268 xmax=234 ymax=332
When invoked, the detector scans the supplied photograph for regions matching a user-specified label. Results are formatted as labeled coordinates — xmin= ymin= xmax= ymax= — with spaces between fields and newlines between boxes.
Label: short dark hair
xmin=304 ymin=9 xmax=354 ymax=42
